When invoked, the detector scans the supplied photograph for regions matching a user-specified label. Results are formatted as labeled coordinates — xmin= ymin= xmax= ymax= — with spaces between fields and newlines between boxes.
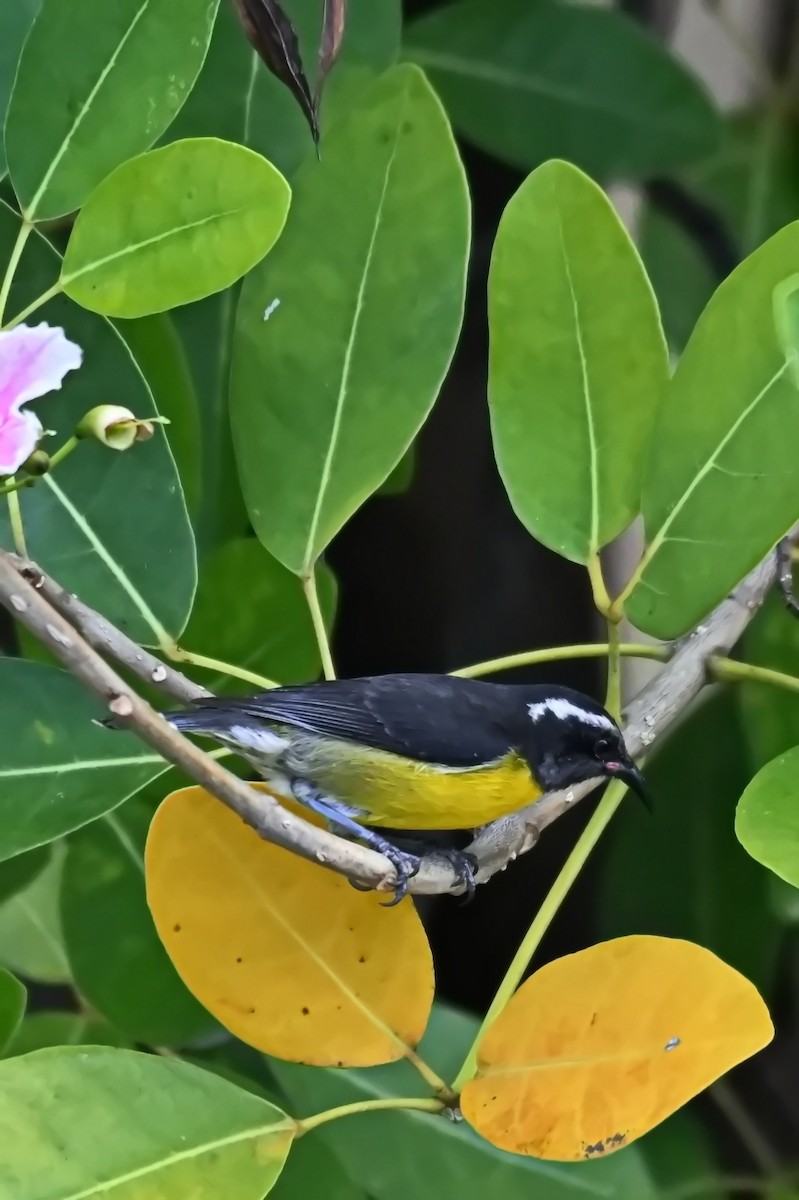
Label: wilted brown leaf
xmin=233 ymin=0 xmax=317 ymax=143
xmin=315 ymin=0 xmax=348 ymax=112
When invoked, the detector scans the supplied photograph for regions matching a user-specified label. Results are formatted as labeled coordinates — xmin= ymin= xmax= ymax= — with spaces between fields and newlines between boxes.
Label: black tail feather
xmin=100 ymin=703 xmax=234 ymax=735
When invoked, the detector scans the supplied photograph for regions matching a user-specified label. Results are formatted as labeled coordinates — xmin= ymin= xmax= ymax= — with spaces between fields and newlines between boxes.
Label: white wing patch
xmin=228 ymin=725 xmax=291 ymax=757
xmin=527 ymin=698 xmax=616 ymax=730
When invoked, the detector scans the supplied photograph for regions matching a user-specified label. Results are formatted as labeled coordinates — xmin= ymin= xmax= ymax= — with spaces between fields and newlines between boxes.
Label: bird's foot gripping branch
xmin=3 ymin=0 xmax=799 ymax=1190
xmin=0 ymin=539 xmax=793 ymax=1169
xmin=0 ymin=545 xmax=789 ymax=905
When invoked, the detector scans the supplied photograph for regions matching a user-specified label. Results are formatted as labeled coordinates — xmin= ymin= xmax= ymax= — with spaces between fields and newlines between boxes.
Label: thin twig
xmin=10 ymin=554 xmax=211 ymax=705
xmin=464 ymin=552 xmax=779 ymax=883
xmin=302 ymin=570 xmax=336 ymax=680
xmin=0 ymin=553 xmax=401 ymax=894
xmin=0 ymin=546 xmax=783 ymax=897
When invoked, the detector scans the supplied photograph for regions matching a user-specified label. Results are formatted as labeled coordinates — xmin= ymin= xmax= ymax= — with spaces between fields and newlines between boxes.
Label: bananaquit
xmin=158 ymin=673 xmax=648 ymax=903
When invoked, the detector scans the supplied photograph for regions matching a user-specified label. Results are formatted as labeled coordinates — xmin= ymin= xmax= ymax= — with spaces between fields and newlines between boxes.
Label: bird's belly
xmin=283 ymin=736 xmax=542 ymax=830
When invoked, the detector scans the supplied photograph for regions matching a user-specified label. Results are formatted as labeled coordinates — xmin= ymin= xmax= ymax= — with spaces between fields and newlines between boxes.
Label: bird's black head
xmin=511 ymin=685 xmax=650 ymax=808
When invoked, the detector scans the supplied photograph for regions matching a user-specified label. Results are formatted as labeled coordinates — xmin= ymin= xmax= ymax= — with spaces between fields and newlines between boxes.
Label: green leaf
xmin=599 ymin=692 xmax=779 ymax=993
xmin=683 ymin=109 xmax=799 ymax=257
xmin=170 ymin=0 xmax=401 ymax=178
xmin=0 ymin=848 xmax=49 ymax=906
xmin=61 ymin=138 xmax=290 ymax=318
xmin=270 ymin=1002 xmax=658 ymax=1200
xmin=638 ymin=206 xmax=718 ymax=352
xmin=0 ymin=970 xmax=26 ymax=1056
xmin=231 ymin=63 xmax=470 ymax=575
xmin=378 ymin=445 xmax=415 ymax=497
xmin=767 ymin=875 xmax=799 ymax=926
xmin=736 ymin=745 xmax=799 ymax=889
xmin=122 ymin=314 xmax=202 ymax=519
xmin=172 ymin=289 xmax=250 ymax=558
xmin=273 ymin=1136 xmax=366 ymax=1200
xmin=5 ymin=0 xmax=220 ymax=221
xmin=4 ymin=1012 xmax=127 ymax=1058
xmin=775 ymin=272 xmax=799 ymax=388
xmin=0 ymin=661 xmax=167 ymax=862
xmin=0 ymin=202 xmax=196 ymax=644
xmin=624 ymin=221 xmax=799 ymax=639
xmin=728 ymin=595 xmax=799 ymax=927
xmin=169 ymin=0 xmax=400 ymax=556
xmin=640 ymin=109 xmax=799 ymax=355
xmin=0 ymin=0 xmax=39 ymax=179
xmin=405 ymin=0 xmax=720 ymax=178
xmin=488 ymin=160 xmax=668 ymax=563
xmin=0 ymin=846 xmax=70 ymax=985
xmin=196 ymin=1044 xmax=361 ymax=1200
xmin=0 ymin=1047 xmax=294 ymax=1198
xmin=738 ymin=592 xmax=799 ymax=768
xmin=181 ymin=539 xmax=337 ymax=689
xmin=641 ymin=1110 xmax=724 ymax=1199
xmin=61 ymin=802 xmax=216 ymax=1046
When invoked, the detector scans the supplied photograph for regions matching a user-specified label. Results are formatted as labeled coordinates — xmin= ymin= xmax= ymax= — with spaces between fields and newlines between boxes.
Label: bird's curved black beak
xmin=605 ymin=759 xmax=652 ymax=812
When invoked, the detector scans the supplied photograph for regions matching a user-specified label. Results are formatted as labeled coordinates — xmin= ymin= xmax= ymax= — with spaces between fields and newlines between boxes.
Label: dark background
xmin=326 ymin=0 xmax=799 ymax=1179
xmin=3 ymin=0 xmax=799 ymax=1188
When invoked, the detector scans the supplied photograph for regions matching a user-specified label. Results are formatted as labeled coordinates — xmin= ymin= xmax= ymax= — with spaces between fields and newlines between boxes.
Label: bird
xmin=151 ymin=673 xmax=648 ymax=904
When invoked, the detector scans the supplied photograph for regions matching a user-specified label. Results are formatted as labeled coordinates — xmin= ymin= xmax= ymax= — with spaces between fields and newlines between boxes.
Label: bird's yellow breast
xmin=283 ymin=733 xmax=543 ymax=830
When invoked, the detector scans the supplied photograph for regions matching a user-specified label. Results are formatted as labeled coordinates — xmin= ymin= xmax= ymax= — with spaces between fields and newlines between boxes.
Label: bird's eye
xmin=594 ymin=737 xmax=612 ymax=756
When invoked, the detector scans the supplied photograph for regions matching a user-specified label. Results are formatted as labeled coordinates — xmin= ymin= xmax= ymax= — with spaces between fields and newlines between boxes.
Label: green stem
xmin=296 ymin=1096 xmax=444 ymax=1136
xmin=587 ymin=554 xmax=613 ymax=617
xmin=711 ymin=655 xmax=799 ymax=697
xmin=303 ymin=570 xmax=336 ymax=680
xmin=2 ymin=281 xmax=63 ymax=330
xmin=47 ymin=435 xmax=81 ymax=471
xmin=404 ymin=1047 xmax=454 ymax=1100
xmin=165 ymin=645 xmax=277 ymax=691
xmin=6 ymin=490 xmax=27 ymax=555
xmin=451 ymin=778 xmax=629 ymax=1094
xmin=605 ymin=619 xmax=622 ymax=721
xmin=452 ymin=642 xmax=668 ymax=679
xmin=0 ymin=222 xmax=33 ymax=325
xmin=711 ymin=1080 xmax=781 ymax=1175
xmin=0 ymin=476 xmax=36 ymax=496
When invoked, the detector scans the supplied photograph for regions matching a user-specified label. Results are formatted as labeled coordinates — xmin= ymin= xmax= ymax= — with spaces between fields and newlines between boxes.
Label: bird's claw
xmin=438 ymin=848 xmax=478 ymax=903
xmin=347 ymin=843 xmax=421 ymax=905
xmin=378 ymin=844 xmax=421 ymax=906
xmin=348 ymin=843 xmax=478 ymax=904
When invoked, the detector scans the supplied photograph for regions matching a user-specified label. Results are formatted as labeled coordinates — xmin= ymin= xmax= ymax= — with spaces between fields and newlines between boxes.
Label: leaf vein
xmin=301 ymin=76 xmax=411 ymax=572
xmin=42 ymin=475 xmax=169 ymax=646
xmin=26 ymin=0 xmax=152 ymax=218
xmin=63 ymin=206 xmax=254 ymax=286
xmin=58 ymin=1118 xmax=294 ymax=1200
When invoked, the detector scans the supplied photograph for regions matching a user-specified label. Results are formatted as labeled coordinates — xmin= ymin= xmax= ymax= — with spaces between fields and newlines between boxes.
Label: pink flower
xmin=0 ymin=323 xmax=82 ymax=475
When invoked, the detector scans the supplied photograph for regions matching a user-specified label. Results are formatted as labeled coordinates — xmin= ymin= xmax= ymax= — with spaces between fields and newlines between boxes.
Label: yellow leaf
xmin=145 ymin=785 xmax=434 ymax=1066
xmin=461 ymin=935 xmax=773 ymax=1162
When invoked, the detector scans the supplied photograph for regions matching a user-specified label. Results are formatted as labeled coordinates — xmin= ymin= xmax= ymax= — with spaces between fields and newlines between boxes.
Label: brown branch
xmin=466 ymin=553 xmax=778 ymax=880
xmin=0 ymin=553 xmax=399 ymax=893
xmin=9 ymin=554 xmax=211 ymax=705
xmin=0 ymin=546 xmax=782 ymax=897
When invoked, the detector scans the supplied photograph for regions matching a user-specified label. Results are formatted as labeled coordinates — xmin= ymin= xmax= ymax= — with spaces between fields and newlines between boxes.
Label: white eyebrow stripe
xmin=527 ymin=698 xmax=616 ymax=730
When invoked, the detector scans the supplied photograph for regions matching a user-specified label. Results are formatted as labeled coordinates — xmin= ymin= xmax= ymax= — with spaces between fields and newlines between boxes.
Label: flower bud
xmin=19 ymin=449 xmax=51 ymax=476
xmin=76 ymin=405 xmax=168 ymax=451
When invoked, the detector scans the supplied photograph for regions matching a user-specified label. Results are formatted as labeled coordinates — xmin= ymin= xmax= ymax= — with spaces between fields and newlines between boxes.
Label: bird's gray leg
xmin=290 ymin=779 xmax=421 ymax=906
